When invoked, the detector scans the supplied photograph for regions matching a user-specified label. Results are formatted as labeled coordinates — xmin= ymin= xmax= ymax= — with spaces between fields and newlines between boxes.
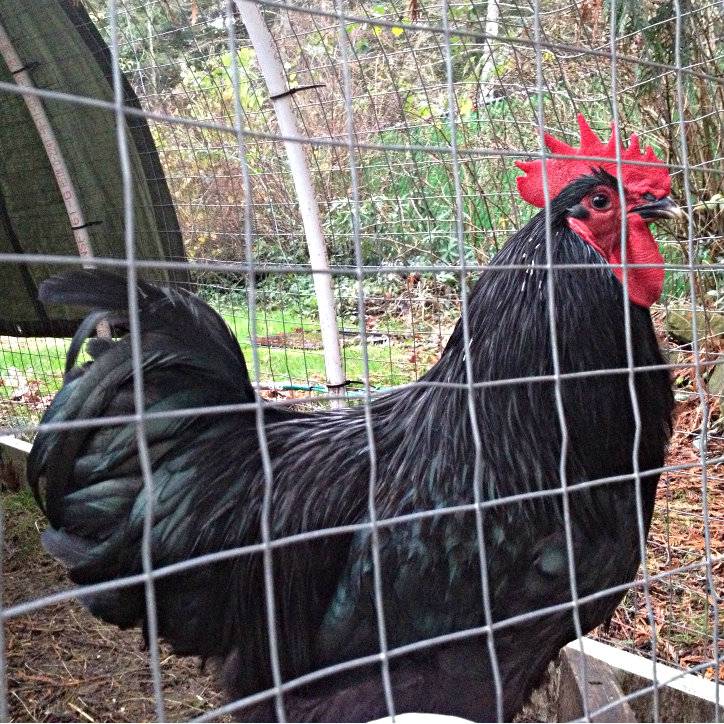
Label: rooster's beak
xmin=631 ymin=196 xmax=687 ymax=221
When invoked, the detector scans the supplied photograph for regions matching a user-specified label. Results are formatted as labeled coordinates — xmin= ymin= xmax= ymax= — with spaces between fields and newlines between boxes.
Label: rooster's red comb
xmin=515 ymin=114 xmax=671 ymax=208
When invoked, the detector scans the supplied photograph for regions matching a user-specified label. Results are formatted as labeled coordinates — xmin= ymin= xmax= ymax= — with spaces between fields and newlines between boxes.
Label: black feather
xmin=28 ymin=173 xmax=673 ymax=721
xmin=38 ymin=270 xmax=163 ymax=311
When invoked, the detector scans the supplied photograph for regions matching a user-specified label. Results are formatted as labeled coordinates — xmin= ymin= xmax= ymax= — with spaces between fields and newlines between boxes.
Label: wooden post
xmin=0 ymin=19 xmax=110 ymax=337
xmin=558 ymin=646 xmax=637 ymax=721
xmin=0 ymin=21 xmax=95 ymax=261
xmin=0 ymin=436 xmax=32 ymax=491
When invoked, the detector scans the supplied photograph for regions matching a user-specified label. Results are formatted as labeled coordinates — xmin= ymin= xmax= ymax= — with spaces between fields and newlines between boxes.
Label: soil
xmin=256 ymin=330 xmax=322 ymax=351
xmin=3 ymin=491 xmax=223 ymax=722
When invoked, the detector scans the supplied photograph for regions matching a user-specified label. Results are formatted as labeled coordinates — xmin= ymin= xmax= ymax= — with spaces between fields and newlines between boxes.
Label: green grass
xmin=0 ymin=302 xmax=421 ymax=421
xmin=0 ymin=336 xmax=68 ymax=395
xmin=221 ymin=304 xmax=418 ymax=388
xmin=664 ymin=607 xmax=711 ymax=648
xmin=3 ymin=487 xmax=38 ymax=517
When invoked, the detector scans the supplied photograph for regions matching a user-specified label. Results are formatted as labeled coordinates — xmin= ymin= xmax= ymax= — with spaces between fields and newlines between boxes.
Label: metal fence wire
xmin=0 ymin=0 xmax=723 ymax=720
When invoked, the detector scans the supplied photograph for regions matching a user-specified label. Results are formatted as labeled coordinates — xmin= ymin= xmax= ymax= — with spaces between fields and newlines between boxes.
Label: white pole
xmin=478 ymin=0 xmax=500 ymax=97
xmin=234 ymin=1 xmax=346 ymax=407
xmin=0 ymin=20 xmax=109 ymax=337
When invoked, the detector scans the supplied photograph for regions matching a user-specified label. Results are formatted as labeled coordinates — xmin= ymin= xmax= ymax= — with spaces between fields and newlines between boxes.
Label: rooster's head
xmin=515 ymin=114 xmax=683 ymax=308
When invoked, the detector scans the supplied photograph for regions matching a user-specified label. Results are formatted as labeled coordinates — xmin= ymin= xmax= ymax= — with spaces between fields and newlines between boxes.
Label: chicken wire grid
xmin=0 ymin=0 xmax=723 ymax=720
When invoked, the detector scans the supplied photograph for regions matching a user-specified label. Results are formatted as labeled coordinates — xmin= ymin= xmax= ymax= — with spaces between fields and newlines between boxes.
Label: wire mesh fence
xmin=0 ymin=0 xmax=723 ymax=720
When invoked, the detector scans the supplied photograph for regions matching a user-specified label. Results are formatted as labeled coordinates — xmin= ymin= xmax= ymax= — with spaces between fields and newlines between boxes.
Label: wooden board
xmin=558 ymin=646 xmax=637 ymax=721
xmin=0 ymin=434 xmax=31 ymax=490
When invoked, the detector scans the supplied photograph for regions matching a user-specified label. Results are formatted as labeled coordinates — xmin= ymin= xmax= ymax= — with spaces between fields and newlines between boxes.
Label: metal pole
xmin=234 ymin=1 xmax=346 ymax=407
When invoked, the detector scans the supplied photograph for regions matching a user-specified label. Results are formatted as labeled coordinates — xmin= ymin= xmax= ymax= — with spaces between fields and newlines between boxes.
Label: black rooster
xmin=29 ymin=116 xmax=679 ymax=721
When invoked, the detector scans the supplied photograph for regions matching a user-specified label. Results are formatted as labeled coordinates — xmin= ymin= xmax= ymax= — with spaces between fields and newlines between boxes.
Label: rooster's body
xmin=29 ymin=118 xmax=678 ymax=721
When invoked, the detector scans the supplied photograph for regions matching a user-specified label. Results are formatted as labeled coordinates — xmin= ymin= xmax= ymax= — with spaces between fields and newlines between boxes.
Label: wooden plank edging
xmin=0 ymin=434 xmax=32 ymax=490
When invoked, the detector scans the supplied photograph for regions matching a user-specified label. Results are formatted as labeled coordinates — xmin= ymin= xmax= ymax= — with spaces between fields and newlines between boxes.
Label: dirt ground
xmin=3 ymin=490 xmax=223 ymax=722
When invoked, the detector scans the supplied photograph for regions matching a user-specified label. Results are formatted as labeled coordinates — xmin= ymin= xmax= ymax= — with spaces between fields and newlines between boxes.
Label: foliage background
xmin=82 ymin=0 xmax=722 ymax=304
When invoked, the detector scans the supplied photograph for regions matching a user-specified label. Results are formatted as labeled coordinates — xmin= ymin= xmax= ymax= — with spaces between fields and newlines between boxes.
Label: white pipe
xmin=478 ymin=0 xmax=500 ymax=94
xmin=234 ymin=1 xmax=346 ymax=407
xmin=0 ymin=19 xmax=109 ymax=337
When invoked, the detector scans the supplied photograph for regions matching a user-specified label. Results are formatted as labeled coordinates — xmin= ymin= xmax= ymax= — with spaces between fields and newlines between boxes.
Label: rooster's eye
xmin=591 ymin=193 xmax=611 ymax=210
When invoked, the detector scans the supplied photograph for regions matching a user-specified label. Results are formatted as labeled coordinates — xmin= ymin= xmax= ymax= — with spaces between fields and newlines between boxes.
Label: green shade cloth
xmin=0 ymin=0 xmax=188 ymax=336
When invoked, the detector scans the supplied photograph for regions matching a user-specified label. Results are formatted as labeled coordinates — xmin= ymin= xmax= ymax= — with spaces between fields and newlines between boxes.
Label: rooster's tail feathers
xmin=27 ymin=271 xmax=256 ymax=651
xmin=38 ymin=270 xmax=252 ymax=395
